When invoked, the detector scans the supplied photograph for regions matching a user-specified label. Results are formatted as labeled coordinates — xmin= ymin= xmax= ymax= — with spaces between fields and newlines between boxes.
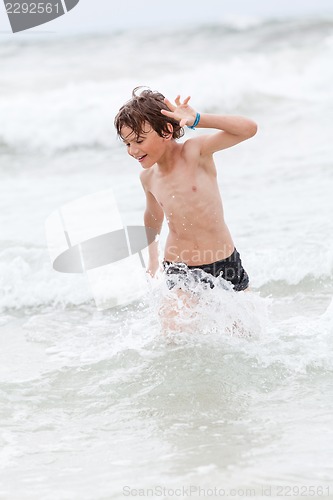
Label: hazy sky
xmin=1 ymin=0 xmax=333 ymax=33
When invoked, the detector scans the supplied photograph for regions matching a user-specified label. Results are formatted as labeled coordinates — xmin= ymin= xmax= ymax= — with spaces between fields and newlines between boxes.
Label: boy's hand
xmin=146 ymin=259 xmax=160 ymax=278
xmin=161 ymin=95 xmax=197 ymax=128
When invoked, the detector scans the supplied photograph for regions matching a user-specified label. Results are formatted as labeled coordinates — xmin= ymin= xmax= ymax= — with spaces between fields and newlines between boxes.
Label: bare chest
xmin=151 ymin=167 xmax=216 ymax=214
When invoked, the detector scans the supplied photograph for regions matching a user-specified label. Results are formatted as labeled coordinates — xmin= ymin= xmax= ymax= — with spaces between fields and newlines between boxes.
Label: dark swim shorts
xmin=163 ymin=248 xmax=249 ymax=292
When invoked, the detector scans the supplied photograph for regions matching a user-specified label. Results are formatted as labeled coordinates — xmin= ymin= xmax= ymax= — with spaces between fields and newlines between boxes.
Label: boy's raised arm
xmin=195 ymin=113 xmax=257 ymax=156
xmin=161 ymin=95 xmax=257 ymax=156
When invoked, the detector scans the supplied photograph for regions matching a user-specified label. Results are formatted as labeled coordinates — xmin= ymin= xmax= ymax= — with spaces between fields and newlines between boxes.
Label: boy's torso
xmin=144 ymin=140 xmax=234 ymax=266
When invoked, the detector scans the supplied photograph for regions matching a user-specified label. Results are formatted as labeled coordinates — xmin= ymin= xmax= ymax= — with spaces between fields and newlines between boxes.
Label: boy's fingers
xmin=164 ymin=97 xmax=175 ymax=111
xmin=175 ymin=95 xmax=181 ymax=106
xmin=161 ymin=109 xmax=174 ymax=118
xmin=162 ymin=109 xmax=192 ymax=127
xmin=183 ymin=96 xmax=191 ymax=105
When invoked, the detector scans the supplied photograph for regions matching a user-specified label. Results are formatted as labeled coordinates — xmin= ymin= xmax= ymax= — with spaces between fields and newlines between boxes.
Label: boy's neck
xmin=156 ymin=140 xmax=182 ymax=174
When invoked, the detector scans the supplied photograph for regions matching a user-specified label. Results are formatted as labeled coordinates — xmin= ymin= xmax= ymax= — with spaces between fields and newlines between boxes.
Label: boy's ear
xmin=163 ymin=123 xmax=173 ymax=139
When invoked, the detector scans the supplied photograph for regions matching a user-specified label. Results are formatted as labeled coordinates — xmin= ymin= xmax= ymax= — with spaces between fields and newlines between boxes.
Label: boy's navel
xmin=192 ymin=186 xmax=197 ymax=192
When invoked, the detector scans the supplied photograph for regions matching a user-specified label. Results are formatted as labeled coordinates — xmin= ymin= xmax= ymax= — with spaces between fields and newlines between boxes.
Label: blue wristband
xmin=187 ymin=112 xmax=201 ymax=130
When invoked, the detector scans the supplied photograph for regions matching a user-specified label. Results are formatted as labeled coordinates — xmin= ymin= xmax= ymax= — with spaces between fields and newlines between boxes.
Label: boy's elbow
xmin=246 ymin=120 xmax=258 ymax=139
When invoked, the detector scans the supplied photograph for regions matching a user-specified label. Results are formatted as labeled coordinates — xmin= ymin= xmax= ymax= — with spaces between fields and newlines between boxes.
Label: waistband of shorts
xmin=163 ymin=247 xmax=238 ymax=269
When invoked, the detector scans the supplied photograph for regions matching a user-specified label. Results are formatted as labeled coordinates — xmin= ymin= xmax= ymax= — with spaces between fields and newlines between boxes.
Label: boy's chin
xmin=141 ymin=162 xmax=154 ymax=169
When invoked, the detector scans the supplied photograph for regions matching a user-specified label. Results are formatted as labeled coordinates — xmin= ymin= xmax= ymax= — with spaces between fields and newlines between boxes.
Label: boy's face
xmin=121 ymin=122 xmax=170 ymax=169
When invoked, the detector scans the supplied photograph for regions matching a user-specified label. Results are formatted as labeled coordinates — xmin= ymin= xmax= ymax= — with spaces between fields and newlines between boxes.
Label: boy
xmin=114 ymin=87 xmax=257 ymax=292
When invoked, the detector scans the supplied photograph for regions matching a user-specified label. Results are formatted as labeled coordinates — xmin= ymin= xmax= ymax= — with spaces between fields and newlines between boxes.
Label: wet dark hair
xmin=114 ymin=87 xmax=184 ymax=140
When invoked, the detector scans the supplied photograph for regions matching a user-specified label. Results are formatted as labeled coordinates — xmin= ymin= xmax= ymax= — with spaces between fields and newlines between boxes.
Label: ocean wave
xmin=243 ymin=239 xmax=333 ymax=283
xmin=0 ymin=241 xmax=332 ymax=314
xmin=0 ymin=19 xmax=333 ymax=154
xmin=0 ymin=245 xmax=92 ymax=313
xmin=1 ymin=59 xmax=332 ymax=154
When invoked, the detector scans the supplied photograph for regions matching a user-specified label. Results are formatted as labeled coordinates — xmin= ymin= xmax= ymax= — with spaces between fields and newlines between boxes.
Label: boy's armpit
xmin=144 ymin=189 xmax=164 ymax=224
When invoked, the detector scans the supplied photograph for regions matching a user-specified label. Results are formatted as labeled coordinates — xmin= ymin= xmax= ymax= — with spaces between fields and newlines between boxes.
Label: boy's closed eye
xmin=124 ymin=138 xmax=144 ymax=146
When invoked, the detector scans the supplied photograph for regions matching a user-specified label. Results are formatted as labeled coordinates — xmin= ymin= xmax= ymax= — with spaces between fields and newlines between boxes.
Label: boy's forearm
xmin=196 ymin=113 xmax=257 ymax=137
xmin=147 ymin=240 xmax=159 ymax=262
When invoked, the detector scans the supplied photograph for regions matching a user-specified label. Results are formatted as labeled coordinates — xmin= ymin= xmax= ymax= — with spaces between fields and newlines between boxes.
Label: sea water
xmin=0 ymin=18 xmax=333 ymax=499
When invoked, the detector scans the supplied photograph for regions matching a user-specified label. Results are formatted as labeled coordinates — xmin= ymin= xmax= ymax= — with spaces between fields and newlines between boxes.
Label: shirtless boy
xmin=114 ymin=88 xmax=257 ymax=292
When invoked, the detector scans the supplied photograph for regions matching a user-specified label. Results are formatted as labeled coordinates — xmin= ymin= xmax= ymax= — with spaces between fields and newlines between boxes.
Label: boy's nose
xmin=128 ymin=145 xmax=139 ymax=157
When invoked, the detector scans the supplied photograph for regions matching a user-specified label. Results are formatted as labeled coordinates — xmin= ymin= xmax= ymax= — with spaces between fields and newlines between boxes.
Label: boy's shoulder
xmin=139 ymin=168 xmax=152 ymax=190
xmin=181 ymin=135 xmax=215 ymax=160
xmin=181 ymin=136 xmax=202 ymax=154
xmin=180 ymin=136 xmax=214 ymax=167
